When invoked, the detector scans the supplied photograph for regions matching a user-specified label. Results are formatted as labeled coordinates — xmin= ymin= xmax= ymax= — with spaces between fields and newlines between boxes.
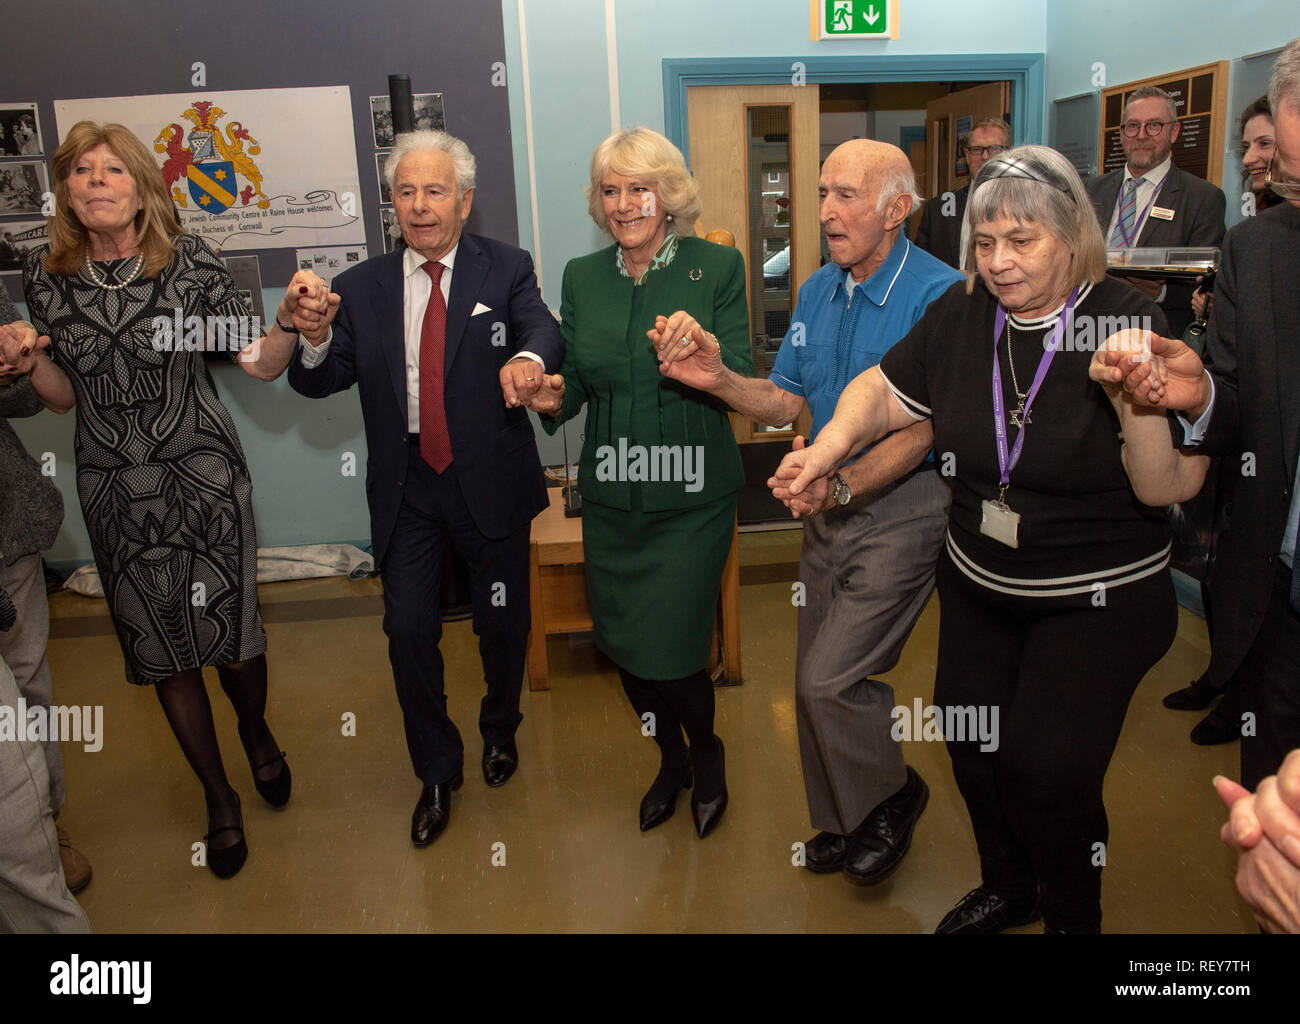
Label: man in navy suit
xmin=289 ymin=130 xmax=564 ymax=847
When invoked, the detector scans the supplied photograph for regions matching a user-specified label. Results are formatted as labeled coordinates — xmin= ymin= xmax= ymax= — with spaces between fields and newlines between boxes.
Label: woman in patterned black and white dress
xmin=5 ymin=121 xmax=323 ymax=879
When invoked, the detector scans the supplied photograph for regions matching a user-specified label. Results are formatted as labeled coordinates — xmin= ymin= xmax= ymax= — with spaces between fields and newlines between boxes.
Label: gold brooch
xmin=689 ymin=268 xmax=703 ymax=281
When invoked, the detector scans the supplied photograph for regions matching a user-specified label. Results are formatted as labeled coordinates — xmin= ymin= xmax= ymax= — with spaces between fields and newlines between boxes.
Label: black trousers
xmin=1238 ymin=561 xmax=1300 ymax=790
xmin=380 ymin=446 xmax=531 ymax=786
xmin=934 ymin=549 xmax=1177 ymax=930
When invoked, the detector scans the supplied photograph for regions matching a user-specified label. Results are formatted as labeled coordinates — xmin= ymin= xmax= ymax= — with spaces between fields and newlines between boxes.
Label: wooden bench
xmin=526 ymin=487 xmax=741 ymax=690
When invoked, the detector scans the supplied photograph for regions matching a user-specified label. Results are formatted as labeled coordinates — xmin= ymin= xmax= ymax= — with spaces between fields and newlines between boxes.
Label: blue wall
xmin=12 ymin=0 xmax=1299 ymax=565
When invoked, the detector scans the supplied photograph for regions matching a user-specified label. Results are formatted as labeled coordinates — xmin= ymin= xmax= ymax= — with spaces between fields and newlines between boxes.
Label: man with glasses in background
xmin=913 ymin=117 xmax=1010 ymax=268
xmin=1085 ymin=86 xmax=1226 ymax=336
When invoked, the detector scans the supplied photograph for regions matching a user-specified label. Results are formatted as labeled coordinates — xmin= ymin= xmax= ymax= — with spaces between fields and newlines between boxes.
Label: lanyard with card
xmin=981 ymin=287 xmax=1080 ymax=548
xmin=1115 ymin=170 xmax=1172 ymax=247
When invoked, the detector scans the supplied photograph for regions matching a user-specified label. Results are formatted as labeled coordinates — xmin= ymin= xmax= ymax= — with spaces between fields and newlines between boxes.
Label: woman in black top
xmin=771 ymin=146 xmax=1209 ymax=933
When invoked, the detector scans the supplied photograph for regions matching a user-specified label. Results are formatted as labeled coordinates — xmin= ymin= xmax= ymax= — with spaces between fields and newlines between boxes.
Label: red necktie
xmin=418 ymin=261 xmax=453 ymax=472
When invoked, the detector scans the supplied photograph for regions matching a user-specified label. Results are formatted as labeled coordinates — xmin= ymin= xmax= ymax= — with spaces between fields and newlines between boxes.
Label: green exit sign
xmin=819 ymin=0 xmax=892 ymax=38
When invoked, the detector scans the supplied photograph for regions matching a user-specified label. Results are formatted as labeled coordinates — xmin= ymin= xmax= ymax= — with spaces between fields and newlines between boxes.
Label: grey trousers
xmin=0 ymin=553 xmax=63 ymax=813
xmin=0 ymin=652 xmax=90 ymax=933
xmin=796 ymin=468 xmax=950 ymax=835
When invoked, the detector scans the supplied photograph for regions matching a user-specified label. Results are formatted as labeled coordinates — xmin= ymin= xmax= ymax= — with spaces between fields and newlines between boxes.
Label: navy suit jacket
xmin=1085 ymin=164 xmax=1226 ymax=335
xmin=288 ymin=232 xmax=565 ymax=565
xmin=1190 ymin=202 xmax=1300 ymax=681
xmin=913 ymin=183 xmax=969 ymax=270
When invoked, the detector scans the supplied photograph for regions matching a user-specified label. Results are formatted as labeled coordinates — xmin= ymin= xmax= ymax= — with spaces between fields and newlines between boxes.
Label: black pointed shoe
xmin=482 ymin=741 xmax=519 ymax=788
xmin=639 ymin=753 xmax=693 ymax=832
xmin=690 ymin=738 xmax=728 ymax=839
xmin=411 ymin=772 xmax=463 ymax=846
xmin=934 ymin=886 xmax=1041 ymax=934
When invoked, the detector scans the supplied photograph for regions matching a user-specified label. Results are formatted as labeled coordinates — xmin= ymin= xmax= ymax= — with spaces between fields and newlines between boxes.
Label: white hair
xmin=875 ymin=162 xmax=922 ymax=213
xmin=385 ymin=129 xmax=477 ymax=195
xmin=1270 ymin=37 xmax=1300 ymax=115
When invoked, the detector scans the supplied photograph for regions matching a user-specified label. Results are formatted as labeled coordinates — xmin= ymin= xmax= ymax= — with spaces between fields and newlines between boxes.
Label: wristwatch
xmin=275 ymin=316 xmax=299 ymax=334
xmin=832 ymin=473 xmax=851 ymax=507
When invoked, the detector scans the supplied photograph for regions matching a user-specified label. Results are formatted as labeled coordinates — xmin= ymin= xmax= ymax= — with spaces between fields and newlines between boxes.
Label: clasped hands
xmin=769 ymin=435 xmax=845 ymax=519
xmin=0 ymin=320 xmax=50 ymax=382
xmin=1215 ymin=750 xmax=1300 ymax=933
xmin=512 ymin=308 xmax=724 ymax=416
xmin=1088 ymin=328 xmax=1211 ymax=415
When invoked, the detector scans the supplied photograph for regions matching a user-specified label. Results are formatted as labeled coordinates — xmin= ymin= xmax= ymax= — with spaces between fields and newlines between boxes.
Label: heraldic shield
xmin=187 ymin=160 xmax=238 ymax=213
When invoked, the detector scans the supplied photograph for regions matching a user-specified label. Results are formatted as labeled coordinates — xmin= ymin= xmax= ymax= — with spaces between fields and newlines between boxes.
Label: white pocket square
xmin=472 ymin=302 xmax=493 ymax=317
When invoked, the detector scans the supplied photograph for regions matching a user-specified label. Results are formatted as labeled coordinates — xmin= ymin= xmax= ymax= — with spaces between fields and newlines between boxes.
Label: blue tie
xmin=1110 ymin=178 xmax=1141 ymax=246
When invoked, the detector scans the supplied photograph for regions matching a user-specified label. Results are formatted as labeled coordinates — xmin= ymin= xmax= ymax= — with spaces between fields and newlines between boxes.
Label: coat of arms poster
xmin=54 ymin=85 xmax=365 ymax=251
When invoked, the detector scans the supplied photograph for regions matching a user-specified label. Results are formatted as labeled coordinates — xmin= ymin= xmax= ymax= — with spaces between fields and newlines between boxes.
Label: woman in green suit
xmin=529 ymin=127 xmax=751 ymax=838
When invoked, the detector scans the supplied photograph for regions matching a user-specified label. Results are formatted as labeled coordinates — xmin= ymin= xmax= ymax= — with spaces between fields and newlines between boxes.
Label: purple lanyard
xmin=1115 ymin=170 xmax=1171 ymax=248
xmin=991 ymin=287 xmax=1079 ymax=488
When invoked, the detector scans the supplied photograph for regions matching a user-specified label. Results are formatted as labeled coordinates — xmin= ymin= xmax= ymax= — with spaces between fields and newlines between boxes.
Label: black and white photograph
xmin=219 ymin=253 xmax=266 ymax=322
xmin=375 ymin=150 xmax=392 ymax=204
xmin=295 ymin=245 xmax=368 ymax=288
xmin=370 ymin=92 xmax=445 ymax=148
xmin=0 ymin=103 xmax=42 ymax=155
xmin=0 ymin=217 xmax=46 ymax=273
xmin=0 ymin=159 xmax=48 ymax=214
xmin=379 ymin=205 xmax=402 ymax=254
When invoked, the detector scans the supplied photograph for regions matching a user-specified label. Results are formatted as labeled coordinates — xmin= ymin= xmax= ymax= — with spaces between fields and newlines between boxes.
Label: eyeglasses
xmin=966 ymin=145 xmax=1009 ymax=159
xmin=1121 ymin=120 xmax=1174 ymax=138
xmin=1265 ymin=154 xmax=1300 ymax=200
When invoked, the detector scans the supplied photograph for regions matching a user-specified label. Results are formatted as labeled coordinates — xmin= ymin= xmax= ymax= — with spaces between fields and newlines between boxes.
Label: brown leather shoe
xmin=57 ymin=826 xmax=92 ymax=894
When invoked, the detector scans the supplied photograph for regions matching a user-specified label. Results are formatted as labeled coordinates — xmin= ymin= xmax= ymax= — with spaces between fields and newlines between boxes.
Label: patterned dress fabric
xmin=23 ymin=235 xmax=266 ymax=685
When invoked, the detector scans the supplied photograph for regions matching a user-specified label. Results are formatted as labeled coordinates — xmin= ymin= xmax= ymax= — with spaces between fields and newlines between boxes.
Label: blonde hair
xmin=45 ymin=121 xmax=183 ymax=278
xmin=585 ymin=127 xmax=701 ymax=236
xmin=960 ymin=144 xmax=1107 ymax=291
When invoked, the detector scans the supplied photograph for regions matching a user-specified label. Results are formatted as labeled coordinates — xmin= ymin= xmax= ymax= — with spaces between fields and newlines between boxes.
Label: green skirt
xmin=581 ymin=492 xmax=737 ymax=679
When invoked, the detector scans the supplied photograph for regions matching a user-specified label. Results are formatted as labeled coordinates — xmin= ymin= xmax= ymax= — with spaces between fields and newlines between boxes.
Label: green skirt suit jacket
xmin=543 ymin=235 xmax=752 ymax=679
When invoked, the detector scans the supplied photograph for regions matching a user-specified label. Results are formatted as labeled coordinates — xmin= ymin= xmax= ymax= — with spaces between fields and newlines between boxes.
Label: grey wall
xmin=1 ymin=0 xmax=519 ymax=565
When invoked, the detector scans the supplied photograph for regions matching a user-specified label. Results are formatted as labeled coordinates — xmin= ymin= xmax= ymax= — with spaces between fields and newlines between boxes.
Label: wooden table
xmin=526 ymin=488 xmax=741 ymax=690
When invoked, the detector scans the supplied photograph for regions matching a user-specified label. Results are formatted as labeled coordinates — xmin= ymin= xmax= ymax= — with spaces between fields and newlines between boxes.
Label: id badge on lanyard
xmin=980 ymin=288 xmax=1080 ymax=548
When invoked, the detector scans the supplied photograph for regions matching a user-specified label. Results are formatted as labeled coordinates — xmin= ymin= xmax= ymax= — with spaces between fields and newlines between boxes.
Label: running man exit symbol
xmin=821 ymin=0 xmax=891 ymax=36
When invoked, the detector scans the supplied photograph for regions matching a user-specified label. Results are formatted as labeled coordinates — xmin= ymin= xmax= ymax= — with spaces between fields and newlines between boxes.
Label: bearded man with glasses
xmin=1085 ymin=85 xmax=1226 ymax=336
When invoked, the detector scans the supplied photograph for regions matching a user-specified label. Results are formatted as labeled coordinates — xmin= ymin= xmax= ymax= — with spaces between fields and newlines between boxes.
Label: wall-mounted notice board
xmin=1099 ymin=61 xmax=1229 ymax=185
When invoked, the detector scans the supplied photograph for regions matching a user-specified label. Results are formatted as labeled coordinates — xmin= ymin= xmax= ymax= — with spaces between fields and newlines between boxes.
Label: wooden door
xmin=924 ymin=81 xmax=1010 ymax=198
xmin=686 ymin=84 xmax=817 ymax=444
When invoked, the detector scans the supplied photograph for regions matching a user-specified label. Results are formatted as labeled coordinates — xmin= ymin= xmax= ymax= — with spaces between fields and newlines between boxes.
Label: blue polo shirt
xmin=770 ymin=232 xmax=962 ymax=446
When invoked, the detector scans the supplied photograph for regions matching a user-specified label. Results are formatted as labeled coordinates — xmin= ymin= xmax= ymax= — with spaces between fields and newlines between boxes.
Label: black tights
xmin=153 ymin=655 xmax=276 ymax=848
xmin=618 ymin=668 xmax=723 ymax=800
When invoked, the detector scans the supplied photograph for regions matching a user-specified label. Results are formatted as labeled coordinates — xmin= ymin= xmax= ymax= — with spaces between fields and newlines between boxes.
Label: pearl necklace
xmin=83 ymin=252 xmax=145 ymax=291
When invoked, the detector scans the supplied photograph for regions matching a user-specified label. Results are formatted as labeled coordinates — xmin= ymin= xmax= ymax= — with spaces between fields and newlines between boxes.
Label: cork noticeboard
xmin=1099 ymin=62 xmax=1229 ymax=186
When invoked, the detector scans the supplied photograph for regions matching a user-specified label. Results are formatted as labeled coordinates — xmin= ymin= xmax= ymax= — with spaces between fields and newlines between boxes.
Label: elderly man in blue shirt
xmin=660 ymin=138 xmax=961 ymax=885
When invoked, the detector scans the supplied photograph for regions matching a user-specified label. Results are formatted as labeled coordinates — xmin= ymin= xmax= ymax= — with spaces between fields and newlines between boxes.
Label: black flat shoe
xmin=239 ymin=720 xmax=291 ymax=807
xmin=843 ymin=766 xmax=929 ymax=886
xmin=639 ymin=754 xmax=693 ymax=832
xmin=205 ymin=791 xmax=247 ymax=880
xmin=1191 ymin=710 xmax=1239 ymax=745
xmin=482 ymin=741 xmax=519 ymax=788
xmin=935 ymin=886 xmax=1040 ymax=935
xmin=803 ymin=831 xmax=852 ymax=873
xmin=250 ymin=751 xmax=292 ymax=807
xmin=1163 ymin=679 xmax=1217 ymax=711
xmin=690 ymin=738 xmax=727 ymax=839
xmin=411 ymin=773 xmax=463 ymax=846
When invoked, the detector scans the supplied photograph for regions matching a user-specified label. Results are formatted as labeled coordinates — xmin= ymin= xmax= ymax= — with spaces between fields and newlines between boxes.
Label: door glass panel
xmin=747 ymin=105 xmax=794 ymax=432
